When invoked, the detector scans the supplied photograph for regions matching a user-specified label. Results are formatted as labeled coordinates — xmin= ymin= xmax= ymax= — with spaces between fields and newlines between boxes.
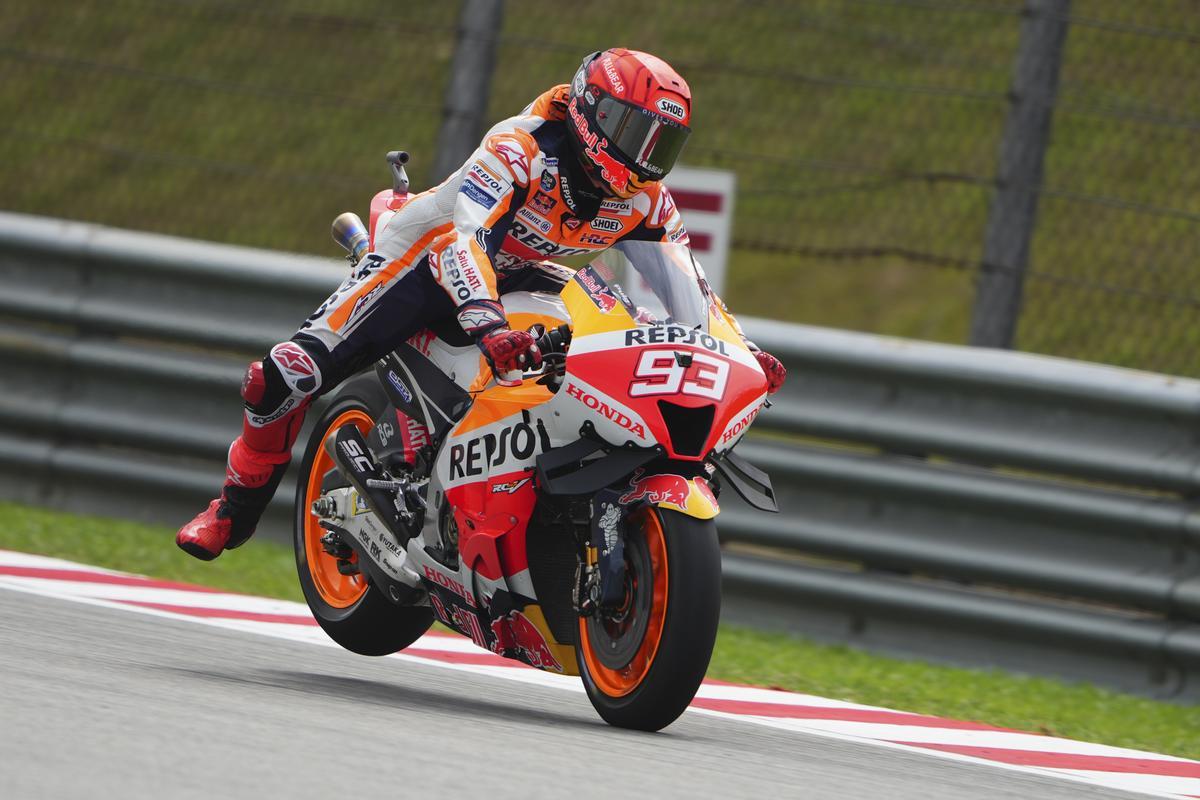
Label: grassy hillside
xmin=1 ymin=1 xmax=1196 ymax=372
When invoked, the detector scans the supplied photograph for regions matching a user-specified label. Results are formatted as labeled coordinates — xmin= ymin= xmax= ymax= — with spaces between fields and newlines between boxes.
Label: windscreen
xmin=612 ymin=239 xmax=710 ymax=329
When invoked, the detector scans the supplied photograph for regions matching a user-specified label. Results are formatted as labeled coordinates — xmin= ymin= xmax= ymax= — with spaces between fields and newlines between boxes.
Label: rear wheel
xmin=294 ymin=378 xmax=432 ymax=656
xmin=576 ymin=508 xmax=721 ymax=731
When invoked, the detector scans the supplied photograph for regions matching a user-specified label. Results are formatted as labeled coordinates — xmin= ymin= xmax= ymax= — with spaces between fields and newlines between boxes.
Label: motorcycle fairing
xmin=557 ymin=267 xmax=770 ymax=459
xmin=420 ymin=500 xmax=580 ymax=675
xmin=401 ymin=263 xmax=771 ymax=675
xmin=619 ymin=470 xmax=720 ymax=520
xmin=560 ymin=330 xmax=767 ymax=460
xmin=422 ymin=314 xmax=581 ymax=674
xmin=485 ymin=588 xmax=576 ymax=674
xmin=376 ymin=345 xmax=471 ymax=439
xmin=535 ymin=439 xmax=660 ymax=496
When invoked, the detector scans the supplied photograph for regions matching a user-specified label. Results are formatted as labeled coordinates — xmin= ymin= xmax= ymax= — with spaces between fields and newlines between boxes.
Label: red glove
xmin=754 ymin=349 xmax=786 ymax=394
xmin=478 ymin=327 xmax=542 ymax=387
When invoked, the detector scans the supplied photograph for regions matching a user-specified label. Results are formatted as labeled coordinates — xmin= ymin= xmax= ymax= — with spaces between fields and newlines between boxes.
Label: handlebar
xmin=536 ymin=324 xmax=572 ymax=358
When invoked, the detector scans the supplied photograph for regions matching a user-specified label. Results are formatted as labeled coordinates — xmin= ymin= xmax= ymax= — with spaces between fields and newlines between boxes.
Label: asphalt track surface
xmin=0 ymin=590 xmax=1160 ymax=800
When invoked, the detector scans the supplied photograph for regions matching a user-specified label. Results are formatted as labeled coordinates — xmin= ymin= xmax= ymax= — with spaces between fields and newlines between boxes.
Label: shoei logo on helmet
xmin=656 ymin=97 xmax=686 ymax=121
xmin=601 ymin=56 xmax=625 ymax=95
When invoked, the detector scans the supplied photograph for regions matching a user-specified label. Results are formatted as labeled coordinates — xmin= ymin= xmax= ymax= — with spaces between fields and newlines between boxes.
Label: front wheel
xmin=576 ymin=508 xmax=721 ymax=731
xmin=294 ymin=378 xmax=433 ymax=656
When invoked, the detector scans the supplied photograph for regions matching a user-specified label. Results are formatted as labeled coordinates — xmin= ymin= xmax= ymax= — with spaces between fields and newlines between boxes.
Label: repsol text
xmin=624 ymin=326 xmax=730 ymax=355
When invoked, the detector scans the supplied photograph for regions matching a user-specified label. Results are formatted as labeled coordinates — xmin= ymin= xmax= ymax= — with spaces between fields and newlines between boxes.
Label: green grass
xmin=0 ymin=501 xmax=304 ymax=602
xmin=1 ymin=499 xmax=1196 ymax=760
xmin=1 ymin=1 xmax=1197 ymax=373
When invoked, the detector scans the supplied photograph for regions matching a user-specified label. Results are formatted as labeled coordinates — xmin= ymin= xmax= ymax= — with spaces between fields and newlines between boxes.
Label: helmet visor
xmin=594 ymin=95 xmax=690 ymax=180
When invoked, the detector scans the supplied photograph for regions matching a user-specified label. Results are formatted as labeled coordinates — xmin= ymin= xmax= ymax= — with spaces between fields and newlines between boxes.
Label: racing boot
xmin=175 ymin=441 xmax=291 ymax=560
xmin=176 ymin=341 xmax=323 ymax=560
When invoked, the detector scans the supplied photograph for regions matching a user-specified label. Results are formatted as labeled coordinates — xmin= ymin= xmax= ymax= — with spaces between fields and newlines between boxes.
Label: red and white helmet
xmin=566 ymin=48 xmax=692 ymax=199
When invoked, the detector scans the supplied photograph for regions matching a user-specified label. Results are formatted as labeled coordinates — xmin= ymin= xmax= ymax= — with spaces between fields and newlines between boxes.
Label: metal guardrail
xmin=1 ymin=211 xmax=1197 ymax=699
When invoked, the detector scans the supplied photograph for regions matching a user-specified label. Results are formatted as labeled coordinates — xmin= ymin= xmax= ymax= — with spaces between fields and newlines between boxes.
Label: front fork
xmin=575 ymin=472 xmax=722 ymax=615
xmin=577 ymin=488 xmax=627 ymax=616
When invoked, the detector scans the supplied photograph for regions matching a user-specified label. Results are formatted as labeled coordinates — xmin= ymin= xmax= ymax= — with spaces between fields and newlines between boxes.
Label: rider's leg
xmin=177 ymin=252 xmax=455 ymax=560
xmin=175 ymin=339 xmax=329 ymax=561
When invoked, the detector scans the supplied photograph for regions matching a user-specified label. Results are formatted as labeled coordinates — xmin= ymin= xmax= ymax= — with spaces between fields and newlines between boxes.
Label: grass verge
xmin=1 ymin=499 xmax=1196 ymax=760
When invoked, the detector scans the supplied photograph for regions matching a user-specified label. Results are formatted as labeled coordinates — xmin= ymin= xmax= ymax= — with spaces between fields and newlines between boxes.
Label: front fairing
xmin=556 ymin=258 xmax=767 ymax=460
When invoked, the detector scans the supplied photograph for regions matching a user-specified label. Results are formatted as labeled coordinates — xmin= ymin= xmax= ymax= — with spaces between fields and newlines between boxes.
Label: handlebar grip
xmin=536 ymin=324 xmax=572 ymax=357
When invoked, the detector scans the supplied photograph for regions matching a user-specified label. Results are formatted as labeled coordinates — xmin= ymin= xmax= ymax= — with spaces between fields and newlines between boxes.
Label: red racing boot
xmin=176 ymin=342 xmax=322 ymax=560
xmin=175 ymin=440 xmax=290 ymax=560
xmin=175 ymin=499 xmax=237 ymax=561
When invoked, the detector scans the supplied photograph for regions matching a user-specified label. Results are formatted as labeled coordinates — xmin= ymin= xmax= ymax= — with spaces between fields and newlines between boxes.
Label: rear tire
xmin=576 ymin=508 xmax=721 ymax=731
xmin=294 ymin=377 xmax=433 ymax=656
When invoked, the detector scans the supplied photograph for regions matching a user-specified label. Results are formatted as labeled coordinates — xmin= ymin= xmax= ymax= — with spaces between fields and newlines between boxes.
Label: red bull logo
xmin=586 ymin=140 xmax=631 ymax=190
xmin=569 ymin=100 xmax=632 ymax=190
xmin=619 ymin=473 xmax=692 ymax=510
xmin=489 ymin=611 xmax=563 ymax=672
xmin=693 ymin=477 xmax=717 ymax=507
xmin=576 ymin=266 xmax=618 ymax=312
xmin=592 ymin=291 xmax=617 ymax=313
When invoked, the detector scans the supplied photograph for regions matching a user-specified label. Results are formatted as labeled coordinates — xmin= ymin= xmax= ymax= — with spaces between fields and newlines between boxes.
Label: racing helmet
xmin=566 ymin=48 xmax=692 ymax=199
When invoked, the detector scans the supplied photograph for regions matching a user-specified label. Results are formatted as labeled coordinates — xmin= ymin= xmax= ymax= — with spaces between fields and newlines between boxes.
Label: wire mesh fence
xmin=1018 ymin=2 xmax=1200 ymax=374
xmin=0 ymin=0 xmax=459 ymax=253
xmin=1 ymin=1 xmax=1197 ymax=375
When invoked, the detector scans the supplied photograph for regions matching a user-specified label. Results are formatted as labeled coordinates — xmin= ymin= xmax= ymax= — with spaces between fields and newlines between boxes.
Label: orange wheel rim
xmin=578 ymin=508 xmax=669 ymax=697
xmin=304 ymin=408 xmax=372 ymax=608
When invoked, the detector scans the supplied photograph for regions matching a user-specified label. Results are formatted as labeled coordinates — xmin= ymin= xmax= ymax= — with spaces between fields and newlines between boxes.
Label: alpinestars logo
xmin=272 ymin=343 xmax=314 ymax=375
xmin=457 ymin=305 xmax=504 ymax=333
xmin=269 ymin=342 xmax=319 ymax=393
xmin=489 ymin=140 xmax=530 ymax=184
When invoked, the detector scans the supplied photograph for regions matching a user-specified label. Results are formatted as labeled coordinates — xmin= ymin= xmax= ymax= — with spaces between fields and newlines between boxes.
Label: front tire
xmin=294 ymin=378 xmax=433 ymax=656
xmin=576 ymin=508 xmax=721 ymax=731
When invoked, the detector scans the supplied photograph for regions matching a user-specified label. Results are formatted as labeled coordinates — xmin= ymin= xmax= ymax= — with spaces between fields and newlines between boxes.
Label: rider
xmin=176 ymin=48 xmax=788 ymax=561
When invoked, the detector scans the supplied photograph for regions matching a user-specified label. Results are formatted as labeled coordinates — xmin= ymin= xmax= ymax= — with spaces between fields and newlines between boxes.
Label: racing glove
xmin=477 ymin=327 xmax=542 ymax=387
xmin=457 ymin=299 xmax=542 ymax=387
xmin=753 ymin=349 xmax=787 ymax=394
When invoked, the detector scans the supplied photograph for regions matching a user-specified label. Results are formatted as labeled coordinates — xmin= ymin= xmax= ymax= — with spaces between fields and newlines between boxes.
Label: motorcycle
xmin=296 ymin=151 xmax=778 ymax=731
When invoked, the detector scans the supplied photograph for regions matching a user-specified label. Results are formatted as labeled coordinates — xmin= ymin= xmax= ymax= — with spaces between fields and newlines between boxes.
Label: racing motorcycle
xmin=296 ymin=151 xmax=778 ymax=731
